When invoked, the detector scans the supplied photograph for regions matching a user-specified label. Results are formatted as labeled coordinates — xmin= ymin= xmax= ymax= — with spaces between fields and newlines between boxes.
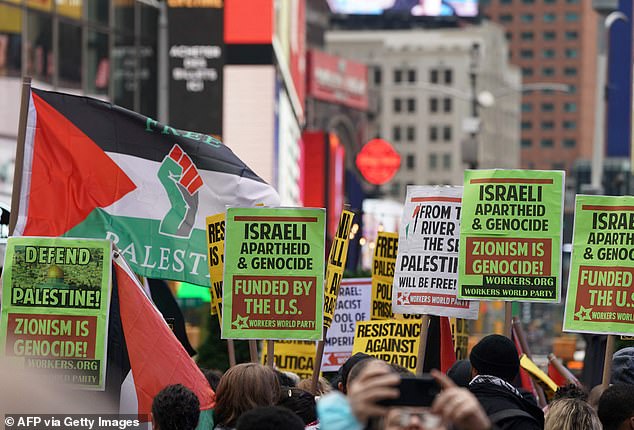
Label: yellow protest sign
xmin=352 ymin=319 xmax=421 ymax=372
xmin=450 ymin=318 xmax=469 ymax=360
xmin=323 ymin=210 xmax=355 ymax=328
xmin=206 ymin=213 xmax=225 ymax=321
xmin=261 ymin=340 xmax=318 ymax=380
xmin=371 ymin=232 xmax=399 ymax=319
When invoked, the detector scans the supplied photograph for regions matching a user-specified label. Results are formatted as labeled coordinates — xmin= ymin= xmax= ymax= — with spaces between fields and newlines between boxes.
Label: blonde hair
xmin=545 ymin=398 xmax=602 ymax=430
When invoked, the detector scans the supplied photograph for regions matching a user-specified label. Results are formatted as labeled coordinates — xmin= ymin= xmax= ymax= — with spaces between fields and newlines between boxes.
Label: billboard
xmin=327 ymin=0 xmax=478 ymax=17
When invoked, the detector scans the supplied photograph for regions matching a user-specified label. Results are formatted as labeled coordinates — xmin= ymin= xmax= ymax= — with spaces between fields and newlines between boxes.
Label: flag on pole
xmin=113 ymin=251 xmax=215 ymax=426
xmin=14 ymin=87 xmax=280 ymax=285
xmin=439 ymin=317 xmax=457 ymax=373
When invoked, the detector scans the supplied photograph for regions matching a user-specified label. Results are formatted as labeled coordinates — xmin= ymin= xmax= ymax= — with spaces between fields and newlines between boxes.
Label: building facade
xmin=326 ymin=22 xmax=521 ymax=200
xmin=481 ymin=0 xmax=598 ymax=174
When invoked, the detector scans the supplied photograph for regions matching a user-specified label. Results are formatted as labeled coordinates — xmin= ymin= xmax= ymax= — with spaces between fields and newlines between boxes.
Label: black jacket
xmin=470 ymin=382 xmax=544 ymax=430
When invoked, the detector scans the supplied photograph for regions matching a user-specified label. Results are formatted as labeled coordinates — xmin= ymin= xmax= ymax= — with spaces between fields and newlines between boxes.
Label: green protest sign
xmin=222 ymin=207 xmax=326 ymax=340
xmin=458 ymin=169 xmax=564 ymax=301
xmin=564 ymin=195 xmax=634 ymax=335
xmin=0 ymin=237 xmax=111 ymax=390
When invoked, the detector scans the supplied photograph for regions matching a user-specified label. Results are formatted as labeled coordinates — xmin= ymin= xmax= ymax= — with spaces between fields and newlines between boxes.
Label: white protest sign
xmin=393 ymin=186 xmax=479 ymax=319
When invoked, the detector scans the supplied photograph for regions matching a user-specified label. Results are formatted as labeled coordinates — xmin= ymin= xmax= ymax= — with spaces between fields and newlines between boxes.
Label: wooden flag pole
xmin=512 ymin=317 xmax=547 ymax=407
xmin=266 ymin=340 xmax=275 ymax=367
xmin=548 ymin=353 xmax=581 ymax=386
xmin=249 ymin=340 xmax=258 ymax=363
xmin=503 ymin=302 xmax=513 ymax=338
xmin=227 ymin=339 xmax=237 ymax=367
xmin=415 ymin=315 xmax=431 ymax=376
xmin=602 ymin=334 xmax=616 ymax=387
xmin=9 ymin=77 xmax=31 ymax=235
xmin=311 ymin=327 xmax=328 ymax=394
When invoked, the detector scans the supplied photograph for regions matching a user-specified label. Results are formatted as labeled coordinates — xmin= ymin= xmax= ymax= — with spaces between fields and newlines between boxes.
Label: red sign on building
xmin=356 ymin=139 xmax=401 ymax=185
xmin=306 ymin=50 xmax=368 ymax=111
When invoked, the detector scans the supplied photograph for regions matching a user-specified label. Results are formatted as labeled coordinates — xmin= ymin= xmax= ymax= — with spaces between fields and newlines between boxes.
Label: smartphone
xmin=378 ymin=375 xmax=441 ymax=407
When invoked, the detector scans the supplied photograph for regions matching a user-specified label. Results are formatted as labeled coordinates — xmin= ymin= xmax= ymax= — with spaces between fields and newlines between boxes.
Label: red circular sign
xmin=355 ymin=138 xmax=401 ymax=185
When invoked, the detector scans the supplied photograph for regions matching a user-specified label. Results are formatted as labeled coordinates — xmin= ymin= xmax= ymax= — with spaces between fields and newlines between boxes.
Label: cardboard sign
xmin=352 ymin=319 xmax=421 ymax=372
xmin=451 ymin=318 xmax=469 ymax=360
xmin=261 ymin=340 xmax=317 ymax=380
xmin=0 ymin=237 xmax=112 ymax=390
xmin=371 ymin=232 xmax=399 ymax=319
xmin=222 ymin=207 xmax=326 ymax=340
xmin=206 ymin=213 xmax=225 ymax=320
xmin=393 ymin=186 xmax=479 ymax=319
xmin=458 ymin=169 xmax=564 ymax=302
xmin=564 ymin=196 xmax=634 ymax=335
xmin=323 ymin=210 xmax=355 ymax=328
xmin=322 ymin=278 xmax=372 ymax=372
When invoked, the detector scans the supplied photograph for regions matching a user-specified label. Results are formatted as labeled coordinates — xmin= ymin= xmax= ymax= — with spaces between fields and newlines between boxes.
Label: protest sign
xmin=261 ymin=340 xmax=317 ymax=380
xmin=372 ymin=232 xmax=399 ymax=319
xmin=564 ymin=196 xmax=634 ymax=335
xmin=352 ymin=319 xmax=421 ymax=372
xmin=393 ymin=186 xmax=479 ymax=319
xmin=0 ymin=237 xmax=111 ymax=390
xmin=222 ymin=207 xmax=326 ymax=340
xmin=206 ymin=213 xmax=225 ymax=319
xmin=323 ymin=210 xmax=355 ymax=328
xmin=450 ymin=318 xmax=469 ymax=360
xmin=322 ymin=278 xmax=372 ymax=372
xmin=458 ymin=169 xmax=564 ymax=302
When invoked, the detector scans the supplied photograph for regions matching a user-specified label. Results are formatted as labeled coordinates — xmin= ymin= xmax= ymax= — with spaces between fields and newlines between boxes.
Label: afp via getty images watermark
xmin=3 ymin=415 xmax=150 ymax=430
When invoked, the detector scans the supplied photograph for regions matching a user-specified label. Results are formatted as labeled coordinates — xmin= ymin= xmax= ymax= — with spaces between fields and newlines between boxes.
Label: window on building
xmin=543 ymin=49 xmax=555 ymax=59
xmin=566 ymin=0 xmax=579 ymax=3
xmin=565 ymin=12 xmax=579 ymax=22
xmin=430 ymin=69 xmax=439 ymax=83
xmin=522 ymin=0 xmax=534 ymax=3
xmin=542 ymin=67 xmax=555 ymax=77
xmin=521 ymin=103 xmax=532 ymax=112
xmin=541 ymin=139 xmax=554 ymax=148
xmin=444 ymin=69 xmax=453 ymax=85
xmin=392 ymin=126 xmax=401 ymax=141
xmin=443 ymin=154 xmax=451 ymax=169
xmin=429 ymin=126 xmax=439 ymax=142
xmin=563 ymin=138 xmax=576 ymax=148
xmin=542 ymin=121 xmax=555 ymax=130
xmin=522 ymin=67 xmax=534 ymax=77
xmin=564 ymin=67 xmax=577 ymax=76
xmin=521 ymin=139 xmax=532 ymax=148
xmin=543 ymin=31 xmax=556 ymax=40
xmin=505 ymin=32 xmax=513 ymax=41
xmin=0 ymin=5 xmax=22 ymax=78
xmin=391 ymin=181 xmax=400 ymax=196
xmin=501 ymin=0 xmax=512 ymax=4
xmin=564 ymin=102 xmax=577 ymax=112
xmin=544 ymin=0 xmax=556 ymax=3
xmin=565 ymin=31 xmax=578 ymax=40
xmin=568 ymin=84 xmax=577 ymax=93
xmin=58 ymin=21 xmax=83 ymax=89
xmin=86 ymin=30 xmax=110 ymax=95
xmin=541 ymin=103 xmax=555 ymax=112
xmin=521 ymin=14 xmax=534 ymax=22
xmin=563 ymin=120 xmax=576 ymax=130
xmin=543 ymin=13 xmax=556 ymax=22
xmin=429 ymin=154 xmax=438 ymax=169
xmin=443 ymin=98 xmax=452 ymax=113
xmin=521 ymin=32 xmax=534 ymax=40
xmin=443 ymin=126 xmax=452 ymax=141
xmin=407 ymin=98 xmax=416 ymax=113
xmin=373 ymin=67 xmax=382 ymax=85
xmin=520 ymin=49 xmax=534 ymax=59
xmin=408 ymin=69 xmax=416 ymax=83
xmin=552 ymin=162 xmax=565 ymax=170
xmin=406 ymin=154 xmax=415 ymax=170
xmin=500 ymin=14 xmax=513 ymax=23
xmin=565 ymin=48 xmax=578 ymax=58
xmin=521 ymin=121 xmax=532 ymax=130
xmin=429 ymin=98 xmax=439 ymax=113
xmin=394 ymin=69 xmax=403 ymax=84
xmin=407 ymin=126 xmax=416 ymax=141
xmin=393 ymin=98 xmax=402 ymax=113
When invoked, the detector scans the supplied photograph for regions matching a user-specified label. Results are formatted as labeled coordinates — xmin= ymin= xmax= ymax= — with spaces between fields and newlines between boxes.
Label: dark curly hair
xmin=151 ymin=384 xmax=200 ymax=430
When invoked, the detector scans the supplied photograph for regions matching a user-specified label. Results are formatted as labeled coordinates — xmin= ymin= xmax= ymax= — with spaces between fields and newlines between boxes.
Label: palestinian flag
xmin=14 ymin=88 xmax=280 ymax=286
xmin=112 ymin=252 xmax=215 ymax=426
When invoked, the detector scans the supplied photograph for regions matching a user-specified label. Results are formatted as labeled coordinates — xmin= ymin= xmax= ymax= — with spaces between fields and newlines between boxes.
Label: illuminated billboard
xmin=328 ymin=0 xmax=478 ymax=18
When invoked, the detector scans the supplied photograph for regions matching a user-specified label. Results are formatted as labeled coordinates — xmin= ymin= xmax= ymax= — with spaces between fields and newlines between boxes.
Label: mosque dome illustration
xmin=42 ymin=265 xmax=68 ymax=288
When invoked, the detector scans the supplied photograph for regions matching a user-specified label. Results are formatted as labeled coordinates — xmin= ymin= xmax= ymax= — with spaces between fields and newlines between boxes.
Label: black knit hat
xmin=470 ymin=334 xmax=519 ymax=382
xmin=340 ymin=352 xmax=372 ymax=392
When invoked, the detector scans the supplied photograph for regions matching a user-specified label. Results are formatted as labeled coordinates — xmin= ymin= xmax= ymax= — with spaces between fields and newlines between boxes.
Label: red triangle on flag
xmin=23 ymin=94 xmax=136 ymax=237
xmin=115 ymin=255 xmax=215 ymax=417
xmin=439 ymin=317 xmax=456 ymax=373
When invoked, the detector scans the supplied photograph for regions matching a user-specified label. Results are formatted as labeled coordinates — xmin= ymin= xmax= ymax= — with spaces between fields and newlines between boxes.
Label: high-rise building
xmin=326 ymin=22 xmax=521 ymax=201
xmin=481 ymin=0 xmax=598 ymax=173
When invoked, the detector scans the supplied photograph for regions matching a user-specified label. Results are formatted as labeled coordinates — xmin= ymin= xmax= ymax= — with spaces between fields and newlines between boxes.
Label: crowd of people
xmin=151 ymin=336 xmax=634 ymax=430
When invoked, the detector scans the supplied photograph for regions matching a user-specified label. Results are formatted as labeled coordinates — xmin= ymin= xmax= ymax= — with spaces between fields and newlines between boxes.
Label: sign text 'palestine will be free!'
xmin=458 ymin=170 xmax=564 ymax=302
xmin=222 ymin=208 xmax=325 ymax=340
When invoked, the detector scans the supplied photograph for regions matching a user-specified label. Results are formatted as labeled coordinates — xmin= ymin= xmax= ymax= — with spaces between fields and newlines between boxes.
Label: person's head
xmin=297 ymin=377 xmax=332 ymax=396
xmin=598 ymin=384 xmax=634 ymax=430
xmin=469 ymin=334 xmax=519 ymax=382
xmin=236 ymin=406 xmax=304 ymax=430
xmin=612 ymin=347 xmax=634 ymax=385
xmin=347 ymin=357 xmax=378 ymax=393
xmin=338 ymin=352 xmax=373 ymax=393
xmin=446 ymin=360 xmax=472 ymax=388
xmin=201 ymin=368 xmax=223 ymax=392
xmin=151 ymin=384 xmax=200 ymax=430
xmin=552 ymin=383 xmax=588 ymax=402
xmin=214 ymin=363 xmax=281 ymax=427
xmin=277 ymin=386 xmax=317 ymax=425
xmin=275 ymin=369 xmax=300 ymax=387
xmin=544 ymin=398 xmax=601 ymax=430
